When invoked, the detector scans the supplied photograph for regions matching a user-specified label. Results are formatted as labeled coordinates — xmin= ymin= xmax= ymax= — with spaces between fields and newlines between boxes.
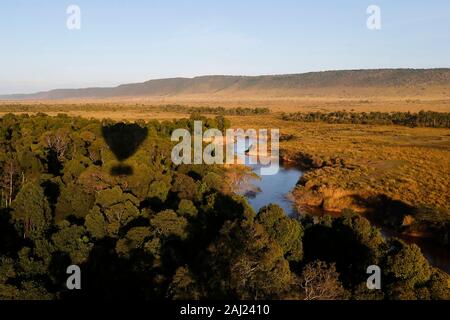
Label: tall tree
xmin=11 ymin=182 xmax=52 ymax=240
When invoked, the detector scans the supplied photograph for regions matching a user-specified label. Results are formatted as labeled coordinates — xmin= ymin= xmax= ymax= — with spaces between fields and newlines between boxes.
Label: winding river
xmin=235 ymin=140 xmax=450 ymax=274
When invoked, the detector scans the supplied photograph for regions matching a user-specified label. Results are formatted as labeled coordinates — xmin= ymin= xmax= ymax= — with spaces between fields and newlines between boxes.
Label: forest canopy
xmin=0 ymin=113 xmax=448 ymax=300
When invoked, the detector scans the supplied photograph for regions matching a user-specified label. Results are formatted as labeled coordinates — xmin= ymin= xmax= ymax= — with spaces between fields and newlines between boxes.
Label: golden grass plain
xmin=1 ymin=93 xmax=450 ymax=115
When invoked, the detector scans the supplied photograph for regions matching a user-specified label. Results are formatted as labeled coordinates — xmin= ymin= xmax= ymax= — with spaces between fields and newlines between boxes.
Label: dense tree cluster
xmin=0 ymin=113 xmax=448 ymax=300
xmin=161 ymin=105 xmax=271 ymax=116
xmin=281 ymin=111 xmax=450 ymax=128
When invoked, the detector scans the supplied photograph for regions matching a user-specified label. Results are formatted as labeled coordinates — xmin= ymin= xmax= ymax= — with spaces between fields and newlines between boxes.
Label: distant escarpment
xmin=2 ymin=68 xmax=450 ymax=100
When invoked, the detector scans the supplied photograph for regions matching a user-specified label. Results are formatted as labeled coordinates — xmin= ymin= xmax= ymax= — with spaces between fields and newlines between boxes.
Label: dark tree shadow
xmin=102 ymin=123 xmax=148 ymax=176
xmin=352 ymin=193 xmax=414 ymax=229
xmin=110 ymin=164 xmax=133 ymax=176
xmin=47 ymin=251 xmax=73 ymax=294
xmin=303 ymin=222 xmax=376 ymax=287
xmin=141 ymin=196 xmax=165 ymax=212
xmin=42 ymin=179 xmax=60 ymax=211
xmin=46 ymin=149 xmax=62 ymax=175
xmin=0 ymin=208 xmax=23 ymax=256
xmin=60 ymin=238 xmax=158 ymax=300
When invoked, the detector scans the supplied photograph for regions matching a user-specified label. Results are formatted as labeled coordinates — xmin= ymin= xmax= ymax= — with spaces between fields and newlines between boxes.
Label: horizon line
xmin=2 ymin=67 xmax=450 ymax=97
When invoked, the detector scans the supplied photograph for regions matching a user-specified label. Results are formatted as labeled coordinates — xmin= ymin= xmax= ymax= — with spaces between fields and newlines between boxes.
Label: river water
xmin=235 ymin=141 xmax=450 ymax=274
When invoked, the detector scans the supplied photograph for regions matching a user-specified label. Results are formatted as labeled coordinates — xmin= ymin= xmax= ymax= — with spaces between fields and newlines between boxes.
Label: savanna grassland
xmin=1 ymin=97 xmax=449 ymax=238
xmin=231 ymin=115 xmax=450 ymax=236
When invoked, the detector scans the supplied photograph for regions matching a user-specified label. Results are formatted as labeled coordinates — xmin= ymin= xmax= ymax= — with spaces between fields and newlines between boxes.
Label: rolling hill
xmin=2 ymin=68 xmax=450 ymax=100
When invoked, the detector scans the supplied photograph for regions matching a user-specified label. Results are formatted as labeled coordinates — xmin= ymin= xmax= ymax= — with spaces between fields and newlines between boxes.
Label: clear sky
xmin=1 ymin=0 xmax=449 ymax=94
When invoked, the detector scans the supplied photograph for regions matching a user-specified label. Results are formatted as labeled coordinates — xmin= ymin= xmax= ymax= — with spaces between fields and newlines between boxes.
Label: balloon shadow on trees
xmin=102 ymin=123 xmax=148 ymax=176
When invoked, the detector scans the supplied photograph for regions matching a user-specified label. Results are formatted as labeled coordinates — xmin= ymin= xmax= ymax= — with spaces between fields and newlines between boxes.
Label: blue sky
xmin=0 ymin=0 xmax=449 ymax=94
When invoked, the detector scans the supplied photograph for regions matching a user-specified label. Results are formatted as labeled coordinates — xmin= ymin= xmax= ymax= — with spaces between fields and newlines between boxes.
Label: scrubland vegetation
xmin=1 ymin=113 xmax=448 ymax=300
xmin=0 ymin=103 xmax=270 ymax=116
xmin=160 ymin=105 xmax=271 ymax=116
xmin=281 ymin=110 xmax=450 ymax=128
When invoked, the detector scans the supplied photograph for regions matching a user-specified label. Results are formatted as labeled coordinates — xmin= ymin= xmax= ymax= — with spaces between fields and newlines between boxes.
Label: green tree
xmin=148 ymin=180 xmax=170 ymax=202
xmin=383 ymin=239 xmax=433 ymax=299
xmin=384 ymin=240 xmax=431 ymax=285
xmin=51 ymin=223 xmax=93 ymax=264
xmin=427 ymin=268 xmax=450 ymax=300
xmin=84 ymin=206 xmax=107 ymax=239
xmin=85 ymin=186 xmax=140 ymax=238
xmin=257 ymin=204 xmax=304 ymax=262
xmin=115 ymin=226 xmax=152 ymax=257
xmin=177 ymin=199 xmax=198 ymax=218
xmin=150 ymin=210 xmax=188 ymax=240
xmin=55 ymin=183 xmax=95 ymax=221
xmin=168 ymin=266 xmax=201 ymax=300
xmin=11 ymin=182 xmax=52 ymax=239
xmin=208 ymin=220 xmax=292 ymax=299
xmin=172 ymin=174 xmax=197 ymax=201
